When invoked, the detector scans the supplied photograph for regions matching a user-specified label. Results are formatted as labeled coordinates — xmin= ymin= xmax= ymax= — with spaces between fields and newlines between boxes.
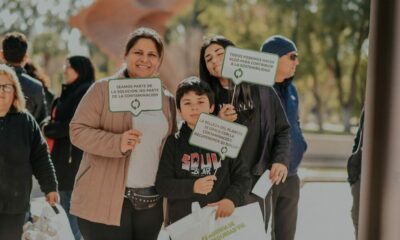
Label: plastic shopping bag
xmin=166 ymin=202 xmax=267 ymax=240
xmin=22 ymin=197 xmax=74 ymax=240
xmin=157 ymin=223 xmax=171 ymax=240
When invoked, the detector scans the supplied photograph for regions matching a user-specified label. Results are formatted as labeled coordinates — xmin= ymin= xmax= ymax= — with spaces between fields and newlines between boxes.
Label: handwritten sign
xmin=108 ymin=78 xmax=162 ymax=116
xmin=221 ymin=46 xmax=279 ymax=86
xmin=189 ymin=113 xmax=248 ymax=160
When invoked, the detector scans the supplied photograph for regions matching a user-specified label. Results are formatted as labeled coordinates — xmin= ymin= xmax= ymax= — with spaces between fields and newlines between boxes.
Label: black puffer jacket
xmin=0 ymin=110 xmax=57 ymax=214
xmin=43 ymin=81 xmax=92 ymax=191
xmin=13 ymin=66 xmax=48 ymax=123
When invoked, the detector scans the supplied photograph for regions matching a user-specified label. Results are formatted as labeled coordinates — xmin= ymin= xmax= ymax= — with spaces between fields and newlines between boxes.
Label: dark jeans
xmin=245 ymin=174 xmax=300 ymax=240
xmin=78 ymin=198 xmax=163 ymax=240
xmin=60 ymin=190 xmax=82 ymax=240
xmin=0 ymin=212 xmax=26 ymax=240
xmin=351 ymin=179 xmax=360 ymax=239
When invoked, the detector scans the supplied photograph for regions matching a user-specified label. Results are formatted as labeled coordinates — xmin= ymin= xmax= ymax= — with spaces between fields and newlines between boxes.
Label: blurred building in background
xmin=69 ymin=0 xmax=193 ymax=92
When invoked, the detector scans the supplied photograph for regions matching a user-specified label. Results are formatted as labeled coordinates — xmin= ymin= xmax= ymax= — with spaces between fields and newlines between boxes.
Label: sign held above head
xmin=222 ymin=46 xmax=279 ymax=87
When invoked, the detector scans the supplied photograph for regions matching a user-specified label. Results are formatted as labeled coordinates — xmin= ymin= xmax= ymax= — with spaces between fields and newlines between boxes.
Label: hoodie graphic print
xmin=181 ymin=152 xmax=221 ymax=176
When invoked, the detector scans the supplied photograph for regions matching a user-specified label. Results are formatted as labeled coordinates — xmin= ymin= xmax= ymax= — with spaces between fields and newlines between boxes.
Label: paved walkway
xmin=297 ymin=182 xmax=354 ymax=240
xmin=31 ymin=168 xmax=355 ymax=239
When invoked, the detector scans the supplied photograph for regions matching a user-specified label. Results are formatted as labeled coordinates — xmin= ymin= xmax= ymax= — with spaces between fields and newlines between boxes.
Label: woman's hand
xmin=193 ymin=175 xmax=217 ymax=195
xmin=120 ymin=129 xmax=143 ymax=154
xmin=218 ymin=104 xmax=237 ymax=122
xmin=45 ymin=192 xmax=59 ymax=206
xmin=208 ymin=198 xmax=235 ymax=219
xmin=269 ymin=163 xmax=288 ymax=185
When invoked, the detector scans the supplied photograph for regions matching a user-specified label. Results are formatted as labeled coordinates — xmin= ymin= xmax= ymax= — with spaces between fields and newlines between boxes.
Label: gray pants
xmin=245 ymin=174 xmax=300 ymax=240
xmin=351 ymin=179 xmax=360 ymax=239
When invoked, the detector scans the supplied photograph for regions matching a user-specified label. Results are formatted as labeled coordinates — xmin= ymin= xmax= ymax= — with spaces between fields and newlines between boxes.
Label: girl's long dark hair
xmin=199 ymin=36 xmax=254 ymax=116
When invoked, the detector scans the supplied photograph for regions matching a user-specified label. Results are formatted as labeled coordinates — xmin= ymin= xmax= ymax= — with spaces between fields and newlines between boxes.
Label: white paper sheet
xmin=251 ymin=170 xmax=273 ymax=199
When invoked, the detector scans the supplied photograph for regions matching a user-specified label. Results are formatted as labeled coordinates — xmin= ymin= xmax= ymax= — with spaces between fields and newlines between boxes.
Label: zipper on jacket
xmin=68 ymin=144 xmax=72 ymax=163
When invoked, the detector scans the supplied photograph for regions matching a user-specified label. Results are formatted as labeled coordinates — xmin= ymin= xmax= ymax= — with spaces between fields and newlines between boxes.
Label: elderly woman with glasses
xmin=0 ymin=64 xmax=58 ymax=240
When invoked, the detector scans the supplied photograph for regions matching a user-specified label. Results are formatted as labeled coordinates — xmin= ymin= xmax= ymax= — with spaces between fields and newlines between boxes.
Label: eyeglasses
xmin=63 ymin=62 xmax=71 ymax=70
xmin=0 ymin=84 xmax=14 ymax=93
xmin=288 ymin=53 xmax=299 ymax=61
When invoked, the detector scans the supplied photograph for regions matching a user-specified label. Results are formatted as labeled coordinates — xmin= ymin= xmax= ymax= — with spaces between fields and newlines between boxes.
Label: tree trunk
xmin=342 ymin=105 xmax=351 ymax=133
xmin=306 ymin=38 xmax=324 ymax=132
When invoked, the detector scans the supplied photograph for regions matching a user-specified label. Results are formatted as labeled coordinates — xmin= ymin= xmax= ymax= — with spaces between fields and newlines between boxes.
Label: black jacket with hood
xmin=0 ymin=109 xmax=57 ymax=214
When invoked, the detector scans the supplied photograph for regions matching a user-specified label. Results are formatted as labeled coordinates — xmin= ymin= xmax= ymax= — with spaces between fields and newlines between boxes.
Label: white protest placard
xmin=221 ymin=46 xmax=279 ymax=86
xmin=108 ymin=78 xmax=162 ymax=116
xmin=166 ymin=202 xmax=267 ymax=240
xmin=251 ymin=170 xmax=273 ymax=199
xmin=189 ymin=113 xmax=248 ymax=160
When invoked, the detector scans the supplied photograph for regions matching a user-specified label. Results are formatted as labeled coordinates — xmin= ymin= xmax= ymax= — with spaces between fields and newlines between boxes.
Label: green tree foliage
xmin=0 ymin=0 xmax=109 ymax=93
xmin=167 ymin=0 xmax=370 ymax=133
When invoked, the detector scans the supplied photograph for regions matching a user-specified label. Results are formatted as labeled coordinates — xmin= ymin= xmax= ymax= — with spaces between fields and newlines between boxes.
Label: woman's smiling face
xmin=125 ymin=38 xmax=161 ymax=78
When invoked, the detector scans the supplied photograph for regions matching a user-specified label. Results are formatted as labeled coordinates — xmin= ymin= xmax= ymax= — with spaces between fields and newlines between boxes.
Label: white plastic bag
xmin=22 ymin=197 xmax=74 ymax=240
xmin=157 ymin=223 xmax=170 ymax=240
xmin=166 ymin=202 xmax=267 ymax=240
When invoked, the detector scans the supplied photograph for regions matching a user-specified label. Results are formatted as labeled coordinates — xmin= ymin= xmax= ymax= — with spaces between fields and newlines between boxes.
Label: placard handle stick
xmin=230 ymin=84 xmax=237 ymax=105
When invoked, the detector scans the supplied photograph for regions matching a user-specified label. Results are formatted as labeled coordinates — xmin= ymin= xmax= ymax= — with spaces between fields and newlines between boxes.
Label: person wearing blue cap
xmin=260 ymin=35 xmax=307 ymax=240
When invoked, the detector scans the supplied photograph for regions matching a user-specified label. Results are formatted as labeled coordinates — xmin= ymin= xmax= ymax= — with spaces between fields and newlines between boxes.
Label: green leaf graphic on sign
xmin=234 ymin=68 xmax=243 ymax=79
xmin=221 ymin=146 xmax=228 ymax=154
xmin=131 ymin=99 xmax=141 ymax=110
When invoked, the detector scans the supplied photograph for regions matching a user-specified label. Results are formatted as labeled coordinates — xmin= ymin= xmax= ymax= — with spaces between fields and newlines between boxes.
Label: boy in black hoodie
xmin=156 ymin=76 xmax=251 ymax=224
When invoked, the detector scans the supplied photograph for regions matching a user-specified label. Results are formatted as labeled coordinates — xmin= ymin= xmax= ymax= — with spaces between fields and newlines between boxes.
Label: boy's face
xmin=179 ymin=91 xmax=214 ymax=129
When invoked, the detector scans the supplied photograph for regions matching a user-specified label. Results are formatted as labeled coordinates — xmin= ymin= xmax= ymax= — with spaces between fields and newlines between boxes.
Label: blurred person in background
xmin=0 ymin=64 xmax=58 ymax=240
xmin=24 ymin=61 xmax=55 ymax=113
xmin=0 ymin=32 xmax=48 ymax=123
xmin=347 ymin=108 xmax=364 ymax=239
xmin=42 ymin=55 xmax=95 ymax=240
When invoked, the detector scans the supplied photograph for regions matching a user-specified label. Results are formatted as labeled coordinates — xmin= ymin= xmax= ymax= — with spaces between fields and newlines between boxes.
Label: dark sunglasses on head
xmin=289 ymin=53 xmax=298 ymax=61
